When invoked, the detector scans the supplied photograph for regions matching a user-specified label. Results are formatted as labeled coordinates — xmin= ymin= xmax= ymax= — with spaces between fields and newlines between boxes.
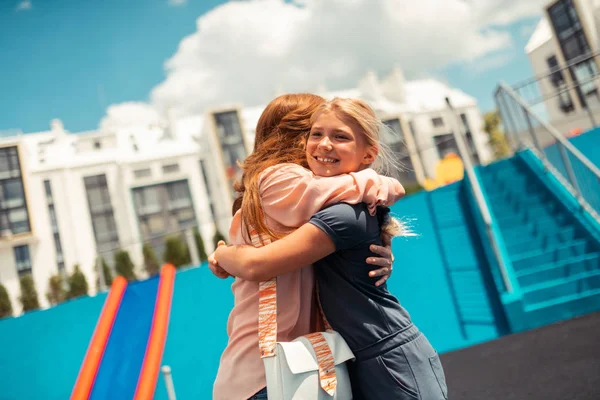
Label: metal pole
xmin=97 ymin=256 xmax=106 ymax=292
xmin=523 ymin=107 xmax=544 ymax=155
xmin=445 ymin=97 xmax=514 ymax=294
xmin=161 ymin=365 xmax=177 ymax=400
xmin=185 ymin=228 xmax=200 ymax=266
xmin=557 ymin=142 xmax=583 ymax=201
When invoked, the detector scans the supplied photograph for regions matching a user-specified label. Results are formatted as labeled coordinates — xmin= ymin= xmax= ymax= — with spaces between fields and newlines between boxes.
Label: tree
xmin=163 ymin=236 xmax=191 ymax=269
xmin=67 ymin=265 xmax=89 ymax=299
xmin=194 ymin=229 xmax=208 ymax=262
xmin=483 ymin=110 xmax=511 ymax=159
xmin=114 ymin=250 xmax=137 ymax=281
xmin=143 ymin=243 xmax=160 ymax=276
xmin=19 ymin=274 xmax=40 ymax=312
xmin=46 ymin=274 xmax=66 ymax=306
xmin=0 ymin=283 xmax=13 ymax=318
xmin=96 ymin=257 xmax=113 ymax=291
xmin=213 ymin=229 xmax=227 ymax=249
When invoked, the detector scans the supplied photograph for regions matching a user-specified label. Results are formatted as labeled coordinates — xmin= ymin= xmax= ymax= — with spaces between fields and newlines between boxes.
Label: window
xmin=134 ymin=168 xmax=152 ymax=179
xmin=14 ymin=245 xmax=32 ymax=276
xmin=162 ymin=163 xmax=180 ymax=174
xmin=431 ymin=117 xmax=444 ymax=128
xmin=214 ymin=111 xmax=247 ymax=199
xmin=547 ymin=0 xmax=598 ymax=108
xmin=434 ymin=134 xmax=459 ymax=159
xmin=84 ymin=174 xmax=119 ymax=266
xmin=44 ymin=180 xmax=65 ymax=273
xmin=132 ymin=179 xmax=197 ymax=262
xmin=0 ymin=147 xmax=30 ymax=235
xmin=93 ymin=140 xmax=102 ymax=150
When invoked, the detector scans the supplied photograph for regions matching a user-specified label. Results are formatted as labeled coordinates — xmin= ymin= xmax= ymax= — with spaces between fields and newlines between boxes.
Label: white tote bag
xmin=258 ymin=277 xmax=355 ymax=400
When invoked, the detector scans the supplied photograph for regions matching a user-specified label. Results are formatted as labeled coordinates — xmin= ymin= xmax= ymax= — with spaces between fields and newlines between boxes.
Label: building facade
xmin=0 ymin=70 xmax=492 ymax=315
xmin=525 ymin=0 xmax=600 ymax=133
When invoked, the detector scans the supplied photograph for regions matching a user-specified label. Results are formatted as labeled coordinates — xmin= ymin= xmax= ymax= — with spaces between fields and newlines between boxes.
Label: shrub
xmin=96 ymin=257 xmax=113 ymax=291
xmin=163 ymin=236 xmax=191 ymax=269
xmin=114 ymin=250 xmax=137 ymax=281
xmin=46 ymin=274 xmax=66 ymax=306
xmin=67 ymin=265 xmax=89 ymax=299
xmin=143 ymin=243 xmax=160 ymax=276
xmin=0 ymin=283 xmax=13 ymax=318
xmin=194 ymin=229 xmax=208 ymax=262
xmin=19 ymin=274 xmax=40 ymax=311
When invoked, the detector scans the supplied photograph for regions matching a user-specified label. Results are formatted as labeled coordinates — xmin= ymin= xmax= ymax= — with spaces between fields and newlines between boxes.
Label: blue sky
xmin=0 ymin=0 xmax=542 ymax=133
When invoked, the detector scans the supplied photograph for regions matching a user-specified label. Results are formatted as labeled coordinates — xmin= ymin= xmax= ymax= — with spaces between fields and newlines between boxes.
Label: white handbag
xmin=258 ymin=276 xmax=355 ymax=400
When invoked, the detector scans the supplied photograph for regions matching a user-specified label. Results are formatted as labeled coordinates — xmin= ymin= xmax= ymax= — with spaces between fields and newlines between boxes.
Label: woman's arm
xmin=214 ymin=224 xmax=336 ymax=281
xmin=259 ymin=164 xmax=404 ymax=227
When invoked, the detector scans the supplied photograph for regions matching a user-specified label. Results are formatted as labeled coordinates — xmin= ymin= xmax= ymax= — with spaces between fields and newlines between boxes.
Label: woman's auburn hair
xmin=232 ymin=93 xmax=326 ymax=239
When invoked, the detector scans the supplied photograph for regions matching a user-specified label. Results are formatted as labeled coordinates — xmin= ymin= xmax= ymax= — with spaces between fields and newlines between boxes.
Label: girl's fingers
xmin=369 ymin=244 xmax=393 ymax=261
xmin=369 ymin=267 xmax=390 ymax=277
xmin=375 ymin=275 xmax=389 ymax=287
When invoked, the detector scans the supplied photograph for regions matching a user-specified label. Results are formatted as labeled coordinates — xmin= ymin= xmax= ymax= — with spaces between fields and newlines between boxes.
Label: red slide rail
xmin=134 ymin=264 xmax=176 ymax=400
xmin=71 ymin=276 xmax=128 ymax=400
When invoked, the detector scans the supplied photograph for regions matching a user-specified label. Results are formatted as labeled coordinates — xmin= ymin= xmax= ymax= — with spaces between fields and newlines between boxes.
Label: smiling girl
xmin=214 ymin=98 xmax=448 ymax=400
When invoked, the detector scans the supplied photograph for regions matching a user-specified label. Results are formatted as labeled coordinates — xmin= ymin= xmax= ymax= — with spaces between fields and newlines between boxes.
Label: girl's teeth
xmin=317 ymin=157 xmax=336 ymax=163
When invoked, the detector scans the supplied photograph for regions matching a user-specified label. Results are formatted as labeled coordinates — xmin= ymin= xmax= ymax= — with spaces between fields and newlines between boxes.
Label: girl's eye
xmin=336 ymin=135 xmax=348 ymax=140
xmin=310 ymin=132 xmax=322 ymax=137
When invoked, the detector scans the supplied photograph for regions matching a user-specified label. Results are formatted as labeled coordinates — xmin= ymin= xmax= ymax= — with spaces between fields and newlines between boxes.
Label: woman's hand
xmin=208 ymin=240 xmax=231 ymax=279
xmin=366 ymin=241 xmax=394 ymax=287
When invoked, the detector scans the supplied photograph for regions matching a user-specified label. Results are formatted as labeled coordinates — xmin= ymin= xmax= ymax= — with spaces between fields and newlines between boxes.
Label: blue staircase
xmin=478 ymin=156 xmax=600 ymax=330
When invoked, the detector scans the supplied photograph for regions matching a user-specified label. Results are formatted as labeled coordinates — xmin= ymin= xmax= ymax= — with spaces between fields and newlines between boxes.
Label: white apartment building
xmin=0 ymin=69 xmax=492 ymax=314
xmin=525 ymin=0 xmax=600 ymax=133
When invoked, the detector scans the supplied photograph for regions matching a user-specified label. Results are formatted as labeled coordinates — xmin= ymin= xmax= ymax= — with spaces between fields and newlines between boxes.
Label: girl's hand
xmin=208 ymin=240 xmax=231 ymax=279
xmin=366 ymin=243 xmax=394 ymax=287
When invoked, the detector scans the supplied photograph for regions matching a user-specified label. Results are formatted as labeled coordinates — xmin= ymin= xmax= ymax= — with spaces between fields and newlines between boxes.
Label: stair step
xmin=500 ymin=214 xmax=570 ymax=239
xmin=522 ymin=270 xmax=600 ymax=305
xmin=517 ymin=252 xmax=600 ymax=287
xmin=523 ymin=288 xmax=600 ymax=329
xmin=504 ymin=225 xmax=580 ymax=251
xmin=511 ymin=240 xmax=590 ymax=271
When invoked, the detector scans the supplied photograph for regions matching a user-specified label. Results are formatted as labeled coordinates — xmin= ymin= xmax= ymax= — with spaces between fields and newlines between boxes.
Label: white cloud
xmin=102 ymin=0 xmax=546 ymax=127
xmin=168 ymin=0 xmax=188 ymax=6
xmin=15 ymin=0 xmax=32 ymax=11
xmin=99 ymin=102 xmax=164 ymax=131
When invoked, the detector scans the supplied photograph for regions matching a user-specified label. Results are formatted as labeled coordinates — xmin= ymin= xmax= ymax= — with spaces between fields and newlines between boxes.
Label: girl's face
xmin=306 ymin=111 xmax=377 ymax=177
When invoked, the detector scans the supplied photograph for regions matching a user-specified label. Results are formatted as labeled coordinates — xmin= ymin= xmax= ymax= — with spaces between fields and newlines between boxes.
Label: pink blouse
xmin=213 ymin=164 xmax=404 ymax=400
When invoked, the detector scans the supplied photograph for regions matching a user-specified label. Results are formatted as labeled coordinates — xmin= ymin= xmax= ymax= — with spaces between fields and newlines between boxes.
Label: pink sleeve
xmin=259 ymin=164 xmax=404 ymax=228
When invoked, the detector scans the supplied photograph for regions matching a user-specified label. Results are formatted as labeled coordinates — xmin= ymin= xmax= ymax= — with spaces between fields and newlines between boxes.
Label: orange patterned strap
xmin=252 ymin=225 xmax=338 ymax=393
xmin=250 ymin=227 xmax=278 ymax=358
xmin=304 ymin=333 xmax=337 ymax=396
xmin=258 ymin=278 xmax=277 ymax=357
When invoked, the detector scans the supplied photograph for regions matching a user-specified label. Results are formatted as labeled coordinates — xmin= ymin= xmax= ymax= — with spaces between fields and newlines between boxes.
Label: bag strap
xmin=251 ymin=226 xmax=338 ymax=395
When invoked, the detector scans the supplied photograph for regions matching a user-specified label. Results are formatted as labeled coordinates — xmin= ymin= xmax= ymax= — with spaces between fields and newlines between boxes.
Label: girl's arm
xmin=259 ymin=164 xmax=404 ymax=227
xmin=214 ymin=224 xmax=335 ymax=282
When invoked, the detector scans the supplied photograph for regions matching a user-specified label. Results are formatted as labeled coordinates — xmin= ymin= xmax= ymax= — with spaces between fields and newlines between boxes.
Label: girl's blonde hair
xmin=311 ymin=97 xmax=410 ymax=238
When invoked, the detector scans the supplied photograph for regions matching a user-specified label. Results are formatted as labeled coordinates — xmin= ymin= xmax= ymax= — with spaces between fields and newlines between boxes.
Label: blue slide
xmin=89 ymin=277 xmax=160 ymax=400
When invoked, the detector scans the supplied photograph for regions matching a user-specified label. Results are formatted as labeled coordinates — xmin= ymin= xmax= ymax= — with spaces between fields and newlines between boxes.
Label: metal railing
xmin=510 ymin=50 xmax=600 ymax=131
xmin=446 ymin=98 xmax=517 ymax=295
xmin=495 ymin=82 xmax=600 ymax=225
